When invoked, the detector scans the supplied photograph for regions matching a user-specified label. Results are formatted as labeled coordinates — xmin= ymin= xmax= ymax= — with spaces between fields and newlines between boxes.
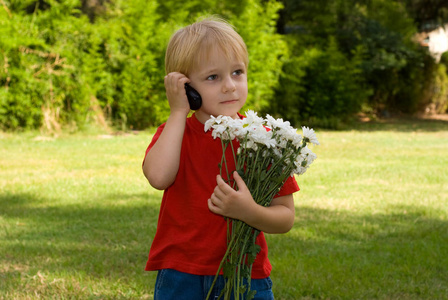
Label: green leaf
xmin=223 ymin=262 xmax=234 ymax=279
xmin=239 ymin=285 xmax=247 ymax=294
xmin=247 ymin=290 xmax=257 ymax=300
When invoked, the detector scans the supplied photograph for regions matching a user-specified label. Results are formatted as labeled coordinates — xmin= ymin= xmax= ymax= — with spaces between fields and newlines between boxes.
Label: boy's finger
xmin=213 ymin=185 xmax=226 ymax=199
xmin=233 ymin=171 xmax=247 ymax=192
xmin=216 ymin=175 xmax=233 ymax=194
xmin=208 ymin=198 xmax=222 ymax=215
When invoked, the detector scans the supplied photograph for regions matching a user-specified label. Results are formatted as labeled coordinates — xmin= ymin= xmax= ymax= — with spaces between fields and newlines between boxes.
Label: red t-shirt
xmin=143 ymin=113 xmax=299 ymax=279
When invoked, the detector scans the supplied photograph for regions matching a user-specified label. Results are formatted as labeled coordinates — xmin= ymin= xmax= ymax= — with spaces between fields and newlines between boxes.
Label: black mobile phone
xmin=185 ymin=83 xmax=202 ymax=110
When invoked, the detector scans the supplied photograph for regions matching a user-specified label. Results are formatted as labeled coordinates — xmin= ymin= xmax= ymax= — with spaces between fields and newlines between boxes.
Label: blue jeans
xmin=154 ymin=269 xmax=275 ymax=300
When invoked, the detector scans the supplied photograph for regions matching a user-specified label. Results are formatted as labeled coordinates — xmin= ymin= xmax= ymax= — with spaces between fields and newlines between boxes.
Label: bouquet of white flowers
xmin=204 ymin=110 xmax=319 ymax=300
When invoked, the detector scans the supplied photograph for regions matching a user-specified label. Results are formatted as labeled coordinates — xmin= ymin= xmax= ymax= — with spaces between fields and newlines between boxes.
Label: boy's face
xmin=188 ymin=47 xmax=248 ymax=124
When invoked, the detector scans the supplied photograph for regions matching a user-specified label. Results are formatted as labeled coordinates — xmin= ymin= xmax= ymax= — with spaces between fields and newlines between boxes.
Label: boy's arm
xmin=208 ymin=171 xmax=295 ymax=234
xmin=143 ymin=73 xmax=191 ymax=190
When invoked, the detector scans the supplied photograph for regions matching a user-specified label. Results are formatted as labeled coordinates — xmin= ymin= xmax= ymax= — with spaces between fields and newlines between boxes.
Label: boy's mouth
xmin=221 ymin=99 xmax=238 ymax=104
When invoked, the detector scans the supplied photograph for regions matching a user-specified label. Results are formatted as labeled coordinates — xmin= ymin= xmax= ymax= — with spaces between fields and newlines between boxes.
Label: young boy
xmin=142 ymin=17 xmax=299 ymax=299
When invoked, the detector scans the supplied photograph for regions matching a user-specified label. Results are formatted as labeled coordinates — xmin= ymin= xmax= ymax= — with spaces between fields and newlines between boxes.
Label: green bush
xmin=0 ymin=1 xmax=96 ymax=131
xmin=0 ymin=8 xmax=44 ymax=130
xmin=0 ymin=0 xmax=286 ymax=131
xmin=269 ymin=38 xmax=369 ymax=128
xmin=2 ymin=0 xmax=445 ymax=132
xmin=275 ymin=0 xmax=440 ymax=122
xmin=230 ymin=0 xmax=287 ymax=112
xmin=92 ymin=0 xmax=172 ymax=129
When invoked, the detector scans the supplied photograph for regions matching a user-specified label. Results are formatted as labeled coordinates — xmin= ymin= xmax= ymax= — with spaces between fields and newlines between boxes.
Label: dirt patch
xmin=417 ymin=114 xmax=448 ymax=122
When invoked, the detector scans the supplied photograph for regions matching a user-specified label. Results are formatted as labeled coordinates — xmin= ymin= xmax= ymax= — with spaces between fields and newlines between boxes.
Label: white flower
xmin=244 ymin=110 xmax=263 ymax=127
xmin=290 ymin=146 xmax=317 ymax=176
xmin=302 ymin=126 xmax=320 ymax=145
xmin=205 ymin=115 xmax=249 ymax=142
xmin=272 ymin=147 xmax=282 ymax=158
xmin=247 ymin=124 xmax=272 ymax=146
xmin=204 ymin=116 xmax=217 ymax=132
xmin=204 ymin=115 xmax=241 ymax=141
xmin=293 ymin=163 xmax=307 ymax=175
xmin=208 ymin=111 xmax=320 ymax=297
xmin=265 ymin=114 xmax=281 ymax=129
xmin=211 ymin=123 xmax=227 ymax=139
xmin=219 ymin=117 xmax=244 ymax=139
xmin=206 ymin=112 xmax=319 ymax=177
xmin=266 ymin=114 xmax=304 ymax=149
xmin=300 ymin=146 xmax=317 ymax=164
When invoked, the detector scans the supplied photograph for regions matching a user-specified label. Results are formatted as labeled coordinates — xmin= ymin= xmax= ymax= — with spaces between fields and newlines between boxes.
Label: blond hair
xmin=165 ymin=17 xmax=248 ymax=75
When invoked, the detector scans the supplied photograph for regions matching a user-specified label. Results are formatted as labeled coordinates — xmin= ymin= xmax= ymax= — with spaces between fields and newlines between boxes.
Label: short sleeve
xmin=276 ymin=175 xmax=300 ymax=197
xmin=142 ymin=123 xmax=166 ymax=167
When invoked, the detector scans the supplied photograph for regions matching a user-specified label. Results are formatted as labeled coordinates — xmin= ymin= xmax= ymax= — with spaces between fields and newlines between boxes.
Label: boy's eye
xmin=207 ymin=74 xmax=218 ymax=81
xmin=233 ymin=69 xmax=243 ymax=76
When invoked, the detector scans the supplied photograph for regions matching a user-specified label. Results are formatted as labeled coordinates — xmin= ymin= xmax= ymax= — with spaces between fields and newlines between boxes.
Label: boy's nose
xmin=222 ymin=77 xmax=236 ymax=93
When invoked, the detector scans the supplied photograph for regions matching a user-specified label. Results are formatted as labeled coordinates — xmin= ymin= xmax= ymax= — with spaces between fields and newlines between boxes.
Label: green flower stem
xmin=220 ymin=140 xmax=230 ymax=181
xmin=207 ymin=129 xmax=312 ymax=300
xmin=206 ymin=220 xmax=250 ymax=300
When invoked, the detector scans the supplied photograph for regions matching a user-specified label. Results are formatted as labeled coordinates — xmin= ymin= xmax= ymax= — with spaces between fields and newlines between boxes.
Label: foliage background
xmin=1 ymin=0 xmax=448 ymax=131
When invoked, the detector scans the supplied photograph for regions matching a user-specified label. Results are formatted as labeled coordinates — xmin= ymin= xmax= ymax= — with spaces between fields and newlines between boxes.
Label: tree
xmin=0 ymin=0 xmax=287 ymax=130
xmin=400 ymin=0 xmax=448 ymax=30
xmin=270 ymin=0 xmax=438 ymax=126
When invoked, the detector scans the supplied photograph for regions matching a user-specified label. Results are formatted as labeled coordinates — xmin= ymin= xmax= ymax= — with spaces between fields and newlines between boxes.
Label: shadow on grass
xmin=351 ymin=116 xmax=448 ymax=132
xmin=2 ymin=192 xmax=448 ymax=298
xmin=0 ymin=191 xmax=160 ymax=297
xmin=267 ymin=205 xmax=448 ymax=299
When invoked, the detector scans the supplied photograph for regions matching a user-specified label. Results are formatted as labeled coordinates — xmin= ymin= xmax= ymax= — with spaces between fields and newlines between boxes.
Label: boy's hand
xmin=208 ymin=171 xmax=256 ymax=222
xmin=164 ymin=72 xmax=191 ymax=115
xmin=208 ymin=171 xmax=296 ymax=234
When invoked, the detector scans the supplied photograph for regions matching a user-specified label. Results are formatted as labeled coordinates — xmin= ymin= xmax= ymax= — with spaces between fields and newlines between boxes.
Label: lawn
xmin=1 ymin=117 xmax=447 ymax=299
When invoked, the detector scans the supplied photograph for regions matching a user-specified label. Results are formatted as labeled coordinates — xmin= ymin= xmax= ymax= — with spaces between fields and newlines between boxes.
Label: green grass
xmin=1 ymin=118 xmax=447 ymax=299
